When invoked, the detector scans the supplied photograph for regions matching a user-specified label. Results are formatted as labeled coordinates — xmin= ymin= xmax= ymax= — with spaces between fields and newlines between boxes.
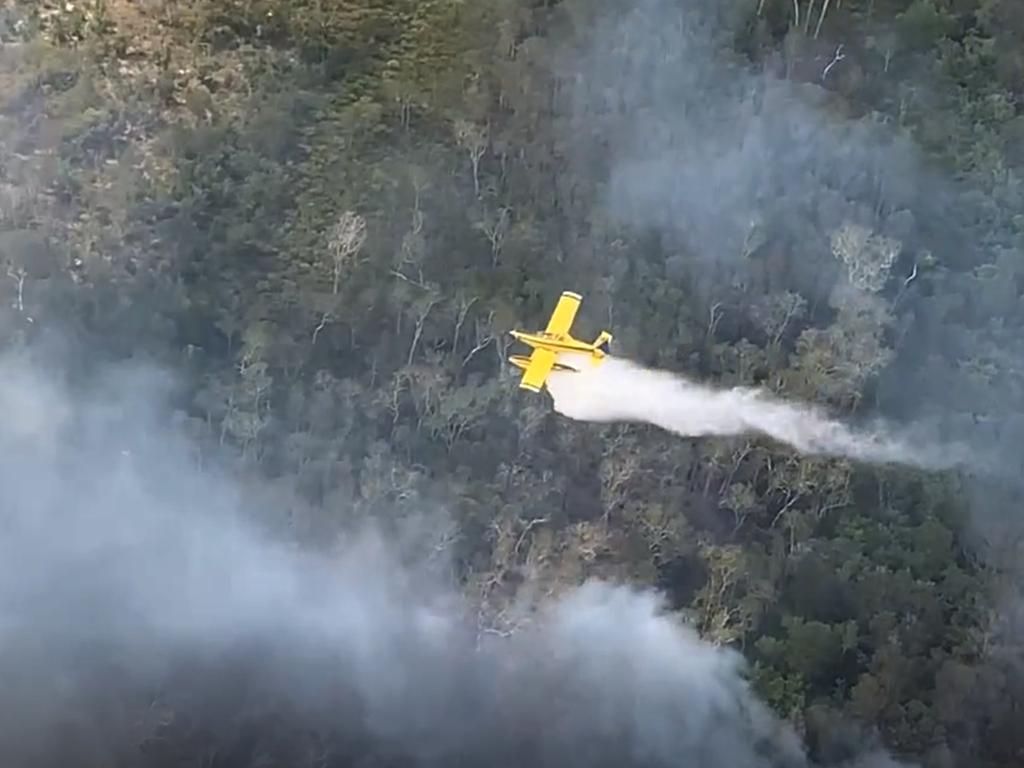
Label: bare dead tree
xmin=804 ymin=0 xmax=816 ymax=34
xmin=453 ymin=118 xmax=488 ymax=196
xmin=7 ymin=265 xmax=25 ymax=314
xmin=752 ymin=292 xmax=807 ymax=348
xmin=722 ymin=481 xmax=757 ymax=533
xmin=476 ymin=206 xmax=510 ymax=266
xmin=479 ymin=205 xmax=512 ymax=266
xmin=409 ymin=166 xmax=429 ymax=218
xmin=461 ymin=310 xmax=497 ymax=371
xmin=708 ymin=302 xmax=723 ymax=336
xmin=494 ymin=330 xmax=512 ymax=367
xmin=814 ymin=0 xmax=832 ymax=38
xmin=719 ymin=444 xmax=754 ymax=501
xmin=380 ymin=370 xmax=406 ymax=425
xmin=770 ymin=491 xmax=804 ymax=528
xmin=407 ymin=292 xmax=441 ymax=365
xmin=513 ymin=516 xmax=549 ymax=558
xmin=452 ymin=293 xmax=479 ymax=355
xmin=773 ymin=300 xmax=803 ymax=347
xmin=326 ymin=210 xmax=367 ymax=295
xmin=394 ymin=190 xmax=427 ymax=286
xmin=600 ymin=452 xmax=640 ymax=524
xmin=830 ymin=222 xmax=898 ymax=292
xmin=311 ymin=211 xmax=367 ymax=347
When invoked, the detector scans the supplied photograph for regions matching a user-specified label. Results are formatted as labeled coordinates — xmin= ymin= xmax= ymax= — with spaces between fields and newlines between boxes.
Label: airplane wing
xmin=518 ymin=347 xmax=557 ymax=392
xmin=544 ymin=291 xmax=582 ymax=336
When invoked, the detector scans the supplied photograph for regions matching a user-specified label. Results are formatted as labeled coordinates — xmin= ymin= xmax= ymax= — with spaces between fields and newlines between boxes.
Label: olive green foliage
xmin=3 ymin=0 xmax=1024 ymax=766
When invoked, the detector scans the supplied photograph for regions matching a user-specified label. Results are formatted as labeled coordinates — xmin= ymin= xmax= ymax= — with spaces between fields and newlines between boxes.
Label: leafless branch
xmin=311 ymin=311 xmax=330 ymax=345
xmin=904 ymin=261 xmax=918 ymax=287
xmin=408 ymin=297 xmax=440 ymax=365
xmin=770 ymin=493 xmax=803 ymax=528
xmin=326 ymin=211 xmax=367 ymax=294
xmin=390 ymin=268 xmax=429 ymax=289
xmin=814 ymin=0 xmax=833 ymax=38
xmin=708 ymin=302 xmax=724 ymax=337
xmin=452 ymin=295 xmax=479 ymax=355
xmin=804 ymin=0 xmax=816 ymax=34
xmin=477 ymin=207 xmax=510 ymax=266
xmin=7 ymin=266 xmax=25 ymax=313
xmin=461 ymin=312 xmax=497 ymax=371
xmin=822 ymin=44 xmax=845 ymax=80
xmin=513 ymin=516 xmax=549 ymax=558
xmin=454 ymin=119 xmax=488 ymax=196
xmin=719 ymin=446 xmax=752 ymax=499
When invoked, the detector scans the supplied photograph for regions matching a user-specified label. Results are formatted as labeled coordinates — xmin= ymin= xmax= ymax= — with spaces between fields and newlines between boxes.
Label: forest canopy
xmin=0 ymin=0 xmax=1023 ymax=767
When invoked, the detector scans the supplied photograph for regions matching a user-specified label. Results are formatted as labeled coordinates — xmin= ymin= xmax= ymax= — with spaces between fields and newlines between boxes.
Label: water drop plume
xmin=545 ymin=354 xmax=969 ymax=470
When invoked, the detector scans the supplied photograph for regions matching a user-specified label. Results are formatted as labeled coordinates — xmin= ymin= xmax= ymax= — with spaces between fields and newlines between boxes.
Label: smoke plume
xmin=545 ymin=353 xmax=971 ymax=471
xmin=0 ymin=347 xmax=913 ymax=767
xmin=558 ymin=0 xmax=1007 ymax=475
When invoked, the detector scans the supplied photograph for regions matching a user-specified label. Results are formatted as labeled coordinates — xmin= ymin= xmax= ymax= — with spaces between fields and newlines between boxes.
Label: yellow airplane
xmin=509 ymin=291 xmax=612 ymax=392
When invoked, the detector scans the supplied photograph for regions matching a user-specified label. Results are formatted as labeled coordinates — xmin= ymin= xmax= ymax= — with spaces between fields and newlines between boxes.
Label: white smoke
xmin=545 ymin=353 xmax=970 ymax=470
xmin=0 ymin=348 xmax=915 ymax=768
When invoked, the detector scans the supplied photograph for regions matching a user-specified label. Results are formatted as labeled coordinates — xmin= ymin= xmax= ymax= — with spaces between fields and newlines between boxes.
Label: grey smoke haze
xmin=559 ymin=0 xmax=1021 ymax=479
xmin=0 ymin=3 xmax=972 ymax=767
xmin=0 ymin=348 xmax=914 ymax=768
xmin=564 ymin=0 xmax=950 ymax=289
xmin=545 ymin=353 xmax=973 ymax=471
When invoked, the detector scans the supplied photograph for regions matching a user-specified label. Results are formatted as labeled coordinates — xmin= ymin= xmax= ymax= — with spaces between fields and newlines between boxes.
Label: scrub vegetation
xmin=1 ymin=1 xmax=1023 ymax=766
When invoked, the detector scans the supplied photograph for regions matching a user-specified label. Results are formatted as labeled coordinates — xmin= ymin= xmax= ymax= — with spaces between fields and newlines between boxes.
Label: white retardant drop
xmin=545 ymin=354 xmax=967 ymax=470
